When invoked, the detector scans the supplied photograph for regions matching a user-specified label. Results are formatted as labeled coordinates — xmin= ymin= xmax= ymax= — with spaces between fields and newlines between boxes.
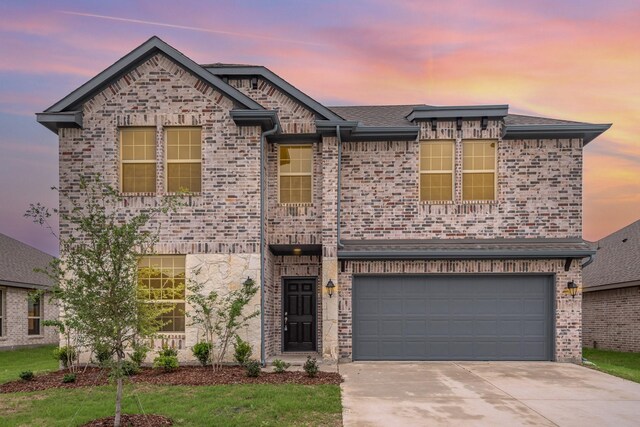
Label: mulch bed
xmin=1 ymin=366 xmax=342 ymax=393
xmin=81 ymin=414 xmax=172 ymax=426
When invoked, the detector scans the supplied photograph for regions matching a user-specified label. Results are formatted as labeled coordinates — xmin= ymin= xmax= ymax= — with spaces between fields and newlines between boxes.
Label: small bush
xmin=245 ymin=360 xmax=261 ymax=377
xmin=19 ymin=371 xmax=34 ymax=381
xmin=153 ymin=346 xmax=179 ymax=371
xmin=272 ymin=359 xmax=291 ymax=373
xmin=54 ymin=346 xmax=77 ymax=368
xmin=192 ymin=341 xmax=212 ymax=367
xmin=121 ymin=360 xmax=140 ymax=376
xmin=62 ymin=373 xmax=76 ymax=383
xmin=303 ymin=356 xmax=319 ymax=378
xmin=233 ymin=336 xmax=252 ymax=366
xmin=129 ymin=343 xmax=149 ymax=367
xmin=92 ymin=342 xmax=112 ymax=367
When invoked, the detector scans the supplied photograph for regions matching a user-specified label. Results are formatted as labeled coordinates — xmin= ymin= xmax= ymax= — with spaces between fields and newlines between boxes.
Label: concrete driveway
xmin=340 ymin=362 xmax=640 ymax=426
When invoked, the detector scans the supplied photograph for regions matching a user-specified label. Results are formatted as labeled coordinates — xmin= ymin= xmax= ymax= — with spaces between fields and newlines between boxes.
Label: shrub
xmin=129 ymin=342 xmax=149 ymax=367
xmin=54 ymin=346 xmax=77 ymax=369
xmin=92 ymin=342 xmax=112 ymax=367
xmin=62 ymin=373 xmax=76 ymax=383
xmin=19 ymin=371 xmax=34 ymax=381
xmin=192 ymin=341 xmax=212 ymax=367
xmin=233 ymin=336 xmax=253 ymax=366
xmin=272 ymin=359 xmax=291 ymax=373
xmin=153 ymin=346 xmax=179 ymax=371
xmin=121 ymin=360 xmax=140 ymax=376
xmin=303 ymin=356 xmax=319 ymax=378
xmin=245 ymin=360 xmax=261 ymax=377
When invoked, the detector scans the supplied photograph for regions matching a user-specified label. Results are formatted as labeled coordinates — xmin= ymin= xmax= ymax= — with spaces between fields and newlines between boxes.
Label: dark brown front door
xmin=283 ymin=278 xmax=316 ymax=352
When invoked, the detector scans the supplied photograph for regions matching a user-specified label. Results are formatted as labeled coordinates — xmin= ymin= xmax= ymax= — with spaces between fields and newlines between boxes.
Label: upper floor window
xmin=462 ymin=140 xmax=496 ymax=201
xmin=278 ymin=145 xmax=313 ymax=204
xmin=27 ymin=295 xmax=42 ymax=336
xmin=420 ymin=141 xmax=454 ymax=202
xmin=138 ymin=255 xmax=185 ymax=333
xmin=121 ymin=127 xmax=156 ymax=193
xmin=166 ymin=128 xmax=202 ymax=193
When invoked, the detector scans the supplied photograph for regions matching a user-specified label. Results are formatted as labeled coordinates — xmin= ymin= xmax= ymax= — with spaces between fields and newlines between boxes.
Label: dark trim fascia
xmin=338 ymin=250 xmax=596 ymax=260
xmin=407 ymin=105 xmax=509 ymax=122
xmin=0 ymin=279 xmax=52 ymax=291
xmin=42 ymin=36 xmax=262 ymax=116
xmin=205 ymin=65 xmax=344 ymax=121
xmin=269 ymin=244 xmax=322 ymax=256
xmin=316 ymin=120 xmax=359 ymax=135
xmin=35 ymin=111 xmax=82 ymax=132
xmin=349 ymin=126 xmax=419 ymax=141
xmin=229 ymin=109 xmax=280 ymax=131
xmin=503 ymin=123 xmax=612 ymax=144
xmin=269 ymin=133 xmax=321 ymax=144
xmin=582 ymin=280 xmax=640 ymax=293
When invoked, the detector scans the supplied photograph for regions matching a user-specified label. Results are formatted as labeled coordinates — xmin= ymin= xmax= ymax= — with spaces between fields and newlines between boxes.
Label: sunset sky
xmin=1 ymin=0 xmax=638 ymax=256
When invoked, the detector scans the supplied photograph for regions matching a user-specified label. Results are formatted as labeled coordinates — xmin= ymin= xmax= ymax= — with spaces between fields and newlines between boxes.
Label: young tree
xmin=26 ymin=175 xmax=181 ymax=427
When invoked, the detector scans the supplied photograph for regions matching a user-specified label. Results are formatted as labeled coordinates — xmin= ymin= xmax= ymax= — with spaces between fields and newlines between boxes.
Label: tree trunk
xmin=114 ymin=354 xmax=123 ymax=427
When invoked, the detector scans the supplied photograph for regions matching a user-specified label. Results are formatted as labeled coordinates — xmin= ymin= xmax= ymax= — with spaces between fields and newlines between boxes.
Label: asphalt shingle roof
xmin=329 ymin=105 xmax=592 ymax=128
xmin=0 ymin=233 xmax=54 ymax=288
xmin=583 ymin=220 xmax=640 ymax=289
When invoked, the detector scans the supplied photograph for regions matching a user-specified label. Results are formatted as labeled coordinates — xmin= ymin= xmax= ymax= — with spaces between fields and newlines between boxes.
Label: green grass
xmin=0 ymin=345 xmax=58 ymax=384
xmin=0 ymin=384 xmax=342 ymax=426
xmin=583 ymin=348 xmax=640 ymax=383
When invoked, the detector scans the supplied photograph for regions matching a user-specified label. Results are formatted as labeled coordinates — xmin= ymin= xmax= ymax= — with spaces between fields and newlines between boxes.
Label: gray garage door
xmin=353 ymin=275 xmax=553 ymax=361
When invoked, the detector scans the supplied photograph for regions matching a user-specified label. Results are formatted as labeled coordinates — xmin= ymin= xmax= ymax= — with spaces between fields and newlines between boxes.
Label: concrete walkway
xmin=340 ymin=362 xmax=640 ymax=426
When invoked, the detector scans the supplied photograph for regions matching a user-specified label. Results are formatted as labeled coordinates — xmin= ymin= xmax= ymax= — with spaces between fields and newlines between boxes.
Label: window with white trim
xmin=278 ymin=145 xmax=313 ymax=204
xmin=27 ymin=294 xmax=42 ymax=336
xmin=462 ymin=140 xmax=496 ymax=201
xmin=120 ymin=127 xmax=157 ymax=193
xmin=165 ymin=127 xmax=202 ymax=193
xmin=419 ymin=140 xmax=454 ymax=201
xmin=138 ymin=256 xmax=185 ymax=333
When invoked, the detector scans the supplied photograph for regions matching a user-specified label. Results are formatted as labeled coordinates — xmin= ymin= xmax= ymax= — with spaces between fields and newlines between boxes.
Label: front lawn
xmin=583 ymin=348 xmax=640 ymax=383
xmin=0 ymin=383 xmax=342 ymax=426
xmin=0 ymin=345 xmax=58 ymax=384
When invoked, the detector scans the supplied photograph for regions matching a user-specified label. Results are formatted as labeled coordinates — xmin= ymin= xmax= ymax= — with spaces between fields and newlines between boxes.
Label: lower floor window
xmin=138 ymin=255 xmax=186 ymax=333
xmin=27 ymin=295 xmax=42 ymax=336
xmin=0 ymin=289 xmax=4 ymax=337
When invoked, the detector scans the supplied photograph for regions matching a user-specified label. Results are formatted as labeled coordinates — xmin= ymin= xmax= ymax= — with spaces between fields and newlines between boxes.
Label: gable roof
xmin=0 ymin=234 xmax=55 ymax=289
xmin=204 ymin=64 xmax=344 ymax=121
xmin=583 ymin=220 xmax=640 ymax=291
xmin=37 ymin=37 xmax=263 ymax=132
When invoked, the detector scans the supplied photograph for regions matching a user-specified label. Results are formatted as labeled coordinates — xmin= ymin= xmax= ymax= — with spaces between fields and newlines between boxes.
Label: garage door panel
xmin=353 ymin=275 xmax=553 ymax=361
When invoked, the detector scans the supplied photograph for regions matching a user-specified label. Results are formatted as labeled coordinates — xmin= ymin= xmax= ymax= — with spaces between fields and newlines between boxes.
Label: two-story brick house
xmin=37 ymin=37 xmax=609 ymax=364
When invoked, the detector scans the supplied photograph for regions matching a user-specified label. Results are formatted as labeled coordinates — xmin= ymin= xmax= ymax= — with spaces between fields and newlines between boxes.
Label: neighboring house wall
xmin=0 ymin=287 xmax=58 ymax=349
xmin=341 ymin=120 xmax=583 ymax=239
xmin=583 ymin=286 xmax=640 ymax=353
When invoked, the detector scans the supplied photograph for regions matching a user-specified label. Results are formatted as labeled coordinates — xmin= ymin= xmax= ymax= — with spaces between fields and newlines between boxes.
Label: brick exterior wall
xmin=341 ymin=119 xmax=583 ymax=240
xmin=337 ymin=259 xmax=582 ymax=362
xmin=0 ymin=287 xmax=58 ymax=349
xmin=583 ymin=286 xmax=640 ymax=353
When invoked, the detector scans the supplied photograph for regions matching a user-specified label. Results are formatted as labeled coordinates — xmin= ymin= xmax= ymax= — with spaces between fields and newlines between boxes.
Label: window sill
xmin=120 ymin=192 xmax=157 ymax=197
xmin=27 ymin=335 xmax=44 ymax=339
xmin=419 ymin=200 xmax=455 ymax=205
xmin=460 ymin=200 xmax=498 ymax=205
xmin=155 ymin=332 xmax=186 ymax=336
xmin=165 ymin=192 xmax=201 ymax=197
xmin=278 ymin=203 xmax=313 ymax=208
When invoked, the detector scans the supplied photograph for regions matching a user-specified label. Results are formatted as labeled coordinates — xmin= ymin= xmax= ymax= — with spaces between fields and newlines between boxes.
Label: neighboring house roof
xmin=338 ymin=238 xmax=595 ymax=260
xmin=0 ymin=234 xmax=54 ymax=289
xmin=583 ymin=220 xmax=640 ymax=292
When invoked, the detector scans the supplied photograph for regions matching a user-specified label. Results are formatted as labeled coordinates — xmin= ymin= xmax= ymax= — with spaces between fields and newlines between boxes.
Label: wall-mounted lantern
xmin=567 ymin=281 xmax=578 ymax=298
xmin=326 ymin=279 xmax=335 ymax=298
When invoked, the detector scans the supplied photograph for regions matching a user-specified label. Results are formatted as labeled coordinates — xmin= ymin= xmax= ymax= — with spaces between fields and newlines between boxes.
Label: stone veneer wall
xmin=340 ymin=119 xmax=583 ymax=239
xmin=583 ymin=286 xmax=640 ymax=353
xmin=0 ymin=287 xmax=58 ymax=349
xmin=337 ymin=259 xmax=582 ymax=362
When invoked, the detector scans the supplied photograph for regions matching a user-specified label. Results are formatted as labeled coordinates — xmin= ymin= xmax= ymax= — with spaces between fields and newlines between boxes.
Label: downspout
xmin=260 ymin=123 xmax=278 ymax=367
xmin=336 ymin=125 xmax=344 ymax=249
xmin=582 ymin=254 xmax=595 ymax=268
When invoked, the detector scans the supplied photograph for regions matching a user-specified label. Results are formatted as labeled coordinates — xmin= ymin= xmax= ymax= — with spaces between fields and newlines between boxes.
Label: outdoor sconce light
xmin=567 ymin=281 xmax=578 ymax=298
xmin=243 ymin=276 xmax=254 ymax=287
xmin=326 ymin=279 xmax=335 ymax=298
